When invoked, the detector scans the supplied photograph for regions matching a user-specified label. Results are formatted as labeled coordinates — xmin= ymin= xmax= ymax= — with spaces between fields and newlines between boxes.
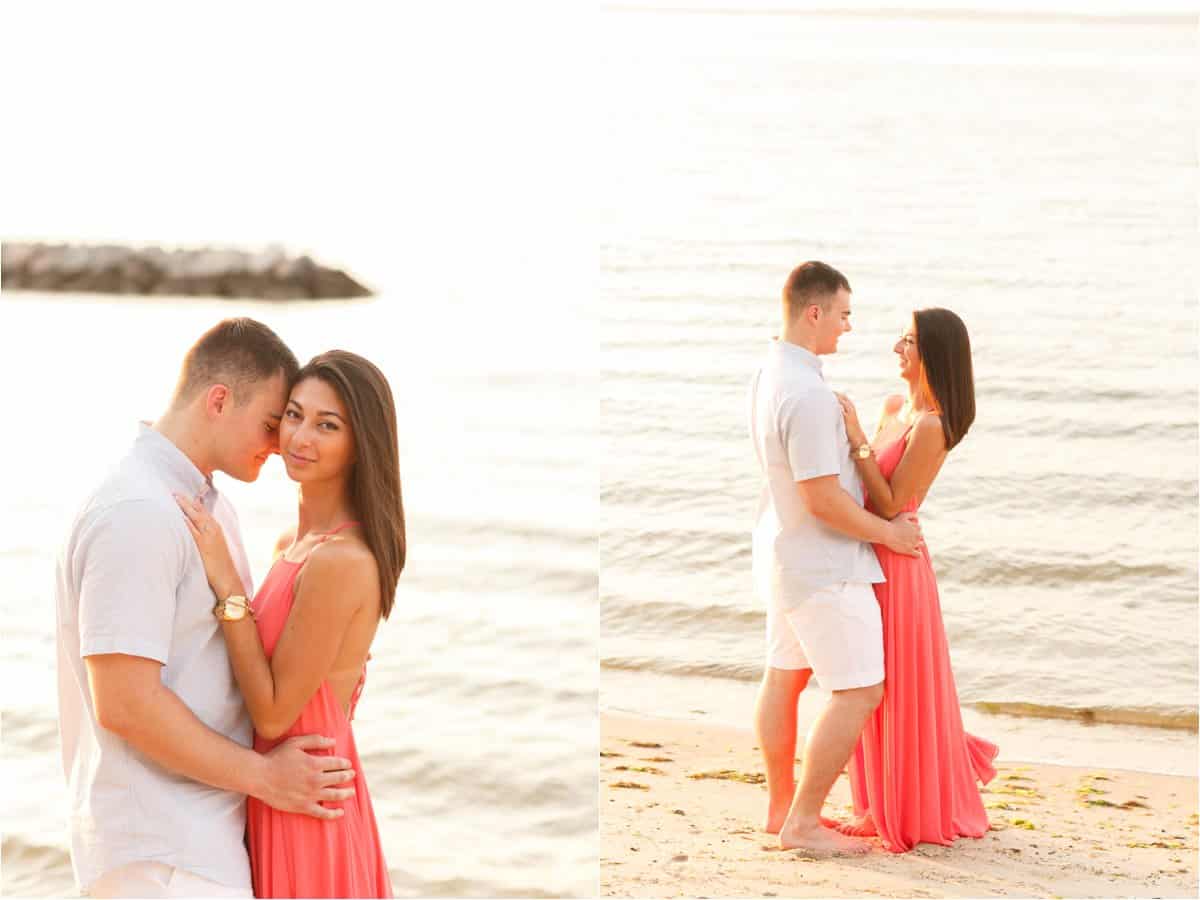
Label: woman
xmin=176 ymin=350 xmax=404 ymax=896
xmin=834 ymin=308 xmax=997 ymax=853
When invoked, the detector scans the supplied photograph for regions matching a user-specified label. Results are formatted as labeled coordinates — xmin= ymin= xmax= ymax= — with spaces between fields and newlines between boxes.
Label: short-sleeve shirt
xmin=55 ymin=424 xmax=255 ymax=893
xmin=748 ymin=340 xmax=884 ymax=604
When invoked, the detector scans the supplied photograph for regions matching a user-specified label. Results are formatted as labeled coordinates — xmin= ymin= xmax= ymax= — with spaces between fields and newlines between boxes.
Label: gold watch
xmin=855 ymin=442 xmax=872 ymax=460
xmin=214 ymin=594 xmax=251 ymax=622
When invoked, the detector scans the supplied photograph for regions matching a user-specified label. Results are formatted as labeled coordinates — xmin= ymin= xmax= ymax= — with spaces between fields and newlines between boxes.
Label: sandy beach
xmin=601 ymin=714 xmax=1198 ymax=898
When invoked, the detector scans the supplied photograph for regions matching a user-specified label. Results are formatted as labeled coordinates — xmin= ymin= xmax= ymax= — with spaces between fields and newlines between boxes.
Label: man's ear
xmin=204 ymin=384 xmax=232 ymax=418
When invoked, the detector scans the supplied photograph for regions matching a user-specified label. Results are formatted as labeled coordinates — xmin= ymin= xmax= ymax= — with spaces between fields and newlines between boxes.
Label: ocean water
xmin=0 ymin=290 xmax=597 ymax=898
xmin=599 ymin=5 xmax=1198 ymax=774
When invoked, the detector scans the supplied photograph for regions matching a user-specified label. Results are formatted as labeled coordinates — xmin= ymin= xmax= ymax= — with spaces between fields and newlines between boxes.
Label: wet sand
xmin=601 ymin=713 xmax=1198 ymax=898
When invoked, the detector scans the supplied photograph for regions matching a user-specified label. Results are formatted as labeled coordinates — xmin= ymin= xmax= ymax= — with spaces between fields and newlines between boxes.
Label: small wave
xmin=969 ymin=472 xmax=1197 ymax=512
xmin=1 ymin=836 xmax=75 ymax=897
xmin=416 ymin=675 xmax=594 ymax=707
xmin=602 ymin=655 xmax=761 ymax=682
xmin=1019 ymin=418 xmax=1197 ymax=442
xmin=0 ymin=836 xmax=72 ymax=866
xmin=391 ymin=871 xmax=569 ymax=899
xmin=491 ymin=564 xmax=598 ymax=598
xmin=934 ymin=555 xmax=1185 ymax=588
xmin=367 ymin=750 xmax=594 ymax=818
xmin=970 ymin=701 xmax=1198 ymax=732
xmin=602 ymin=527 xmax=751 ymax=570
xmin=981 ymin=380 xmax=1199 ymax=406
xmin=416 ymin=513 xmax=596 ymax=555
xmin=599 ymin=367 xmax=745 ymax=387
xmin=0 ymin=709 xmax=60 ymax=751
xmin=602 ymin=598 xmax=761 ymax=632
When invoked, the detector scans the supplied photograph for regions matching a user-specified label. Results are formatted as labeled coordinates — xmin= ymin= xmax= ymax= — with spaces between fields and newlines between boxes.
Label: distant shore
xmin=0 ymin=241 xmax=372 ymax=300
xmin=601 ymin=713 xmax=1199 ymax=898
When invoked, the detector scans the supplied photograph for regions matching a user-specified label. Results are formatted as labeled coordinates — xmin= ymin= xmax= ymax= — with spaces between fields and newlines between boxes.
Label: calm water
xmin=599 ymin=6 xmax=1198 ymax=773
xmin=0 ymin=291 xmax=597 ymax=898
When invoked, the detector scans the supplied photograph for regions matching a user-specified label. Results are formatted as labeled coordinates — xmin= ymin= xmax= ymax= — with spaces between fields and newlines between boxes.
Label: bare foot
xmin=764 ymin=810 xmax=841 ymax=835
xmin=835 ymin=813 xmax=877 ymax=837
xmin=779 ymin=821 xmax=871 ymax=856
xmin=763 ymin=801 xmax=792 ymax=840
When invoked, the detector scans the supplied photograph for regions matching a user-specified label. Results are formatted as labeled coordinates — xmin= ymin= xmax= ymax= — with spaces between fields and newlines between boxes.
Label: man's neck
xmin=780 ymin=323 xmax=820 ymax=355
xmin=152 ymin=410 xmax=215 ymax=480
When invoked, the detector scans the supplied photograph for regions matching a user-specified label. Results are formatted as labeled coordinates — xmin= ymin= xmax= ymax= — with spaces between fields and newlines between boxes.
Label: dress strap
xmin=284 ymin=521 xmax=361 ymax=566
xmin=316 ymin=520 xmax=361 ymax=541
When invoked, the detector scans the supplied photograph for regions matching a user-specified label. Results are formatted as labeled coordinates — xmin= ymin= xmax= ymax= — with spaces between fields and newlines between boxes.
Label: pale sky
xmin=1 ymin=1 xmax=591 ymax=295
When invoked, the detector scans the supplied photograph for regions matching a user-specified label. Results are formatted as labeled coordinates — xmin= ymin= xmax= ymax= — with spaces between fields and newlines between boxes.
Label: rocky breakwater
xmin=1 ymin=242 xmax=373 ymax=300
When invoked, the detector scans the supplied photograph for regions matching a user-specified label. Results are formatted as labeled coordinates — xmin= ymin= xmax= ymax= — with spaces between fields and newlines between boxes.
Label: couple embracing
xmin=750 ymin=261 xmax=997 ymax=855
xmin=56 ymin=319 xmax=402 ymax=897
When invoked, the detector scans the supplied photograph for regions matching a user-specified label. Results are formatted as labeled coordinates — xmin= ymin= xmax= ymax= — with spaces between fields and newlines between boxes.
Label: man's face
xmin=814 ymin=288 xmax=853 ymax=354
xmin=216 ymin=372 xmax=288 ymax=482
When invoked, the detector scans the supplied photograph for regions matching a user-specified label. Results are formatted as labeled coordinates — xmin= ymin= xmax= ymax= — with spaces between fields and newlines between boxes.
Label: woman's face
xmin=279 ymin=377 xmax=356 ymax=484
xmin=893 ymin=317 xmax=922 ymax=384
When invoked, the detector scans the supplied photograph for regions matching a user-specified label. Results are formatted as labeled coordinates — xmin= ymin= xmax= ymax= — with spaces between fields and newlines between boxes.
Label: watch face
xmin=218 ymin=597 xmax=248 ymax=621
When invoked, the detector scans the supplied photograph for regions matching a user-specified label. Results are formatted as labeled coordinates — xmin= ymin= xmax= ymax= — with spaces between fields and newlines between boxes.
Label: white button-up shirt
xmin=749 ymin=340 xmax=884 ymax=605
xmin=55 ymin=424 xmax=254 ymax=893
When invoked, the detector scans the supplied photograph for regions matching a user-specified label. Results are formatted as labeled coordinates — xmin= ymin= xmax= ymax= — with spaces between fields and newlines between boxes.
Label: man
xmin=748 ymin=262 xmax=922 ymax=854
xmin=56 ymin=318 xmax=357 ymax=898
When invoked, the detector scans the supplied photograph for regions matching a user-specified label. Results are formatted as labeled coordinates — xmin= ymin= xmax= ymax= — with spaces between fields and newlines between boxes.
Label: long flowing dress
xmin=245 ymin=525 xmax=392 ymax=897
xmin=845 ymin=426 xmax=999 ymax=853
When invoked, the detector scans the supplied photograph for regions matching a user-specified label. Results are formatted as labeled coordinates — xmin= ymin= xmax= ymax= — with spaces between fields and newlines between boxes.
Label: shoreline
xmin=601 ymin=668 xmax=1200 ymax=778
xmin=601 ymin=712 xmax=1199 ymax=898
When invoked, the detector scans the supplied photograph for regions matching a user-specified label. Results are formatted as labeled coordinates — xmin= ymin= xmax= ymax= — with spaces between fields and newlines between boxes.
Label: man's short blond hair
xmin=170 ymin=318 xmax=299 ymax=408
xmin=783 ymin=261 xmax=851 ymax=318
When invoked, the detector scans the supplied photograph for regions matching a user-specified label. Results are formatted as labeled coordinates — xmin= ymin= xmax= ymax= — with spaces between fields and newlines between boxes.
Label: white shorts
xmin=765 ymin=580 xmax=884 ymax=691
xmin=88 ymin=862 xmax=253 ymax=898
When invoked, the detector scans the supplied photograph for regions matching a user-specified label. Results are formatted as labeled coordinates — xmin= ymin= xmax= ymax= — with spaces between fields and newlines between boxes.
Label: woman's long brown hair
xmin=914 ymin=308 xmax=976 ymax=451
xmin=294 ymin=350 xmax=405 ymax=618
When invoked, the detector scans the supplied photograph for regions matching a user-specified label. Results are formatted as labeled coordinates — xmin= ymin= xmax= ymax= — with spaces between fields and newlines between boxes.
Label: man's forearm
xmin=103 ymin=679 xmax=266 ymax=798
xmin=809 ymin=487 xmax=891 ymax=545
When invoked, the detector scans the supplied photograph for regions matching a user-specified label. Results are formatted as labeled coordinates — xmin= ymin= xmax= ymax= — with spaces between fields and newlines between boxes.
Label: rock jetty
xmin=1 ymin=242 xmax=373 ymax=300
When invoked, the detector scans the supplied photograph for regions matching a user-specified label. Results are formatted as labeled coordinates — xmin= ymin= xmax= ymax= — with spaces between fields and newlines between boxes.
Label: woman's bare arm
xmin=854 ymin=414 xmax=948 ymax=519
xmin=173 ymin=495 xmax=376 ymax=741
xmin=222 ymin=541 xmax=375 ymax=740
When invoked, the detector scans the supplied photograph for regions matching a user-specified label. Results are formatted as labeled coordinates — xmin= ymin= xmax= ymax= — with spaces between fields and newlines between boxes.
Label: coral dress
xmin=846 ymin=426 xmax=998 ymax=853
xmin=246 ymin=524 xmax=392 ymax=897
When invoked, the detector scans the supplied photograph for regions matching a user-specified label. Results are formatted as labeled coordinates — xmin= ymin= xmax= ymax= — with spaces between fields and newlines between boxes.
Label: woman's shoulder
xmin=881 ymin=393 xmax=905 ymax=416
xmin=908 ymin=412 xmax=947 ymax=452
xmin=292 ymin=536 xmax=381 ymax=619
xmin=304 ymin=534 xmax=380 ymax=592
